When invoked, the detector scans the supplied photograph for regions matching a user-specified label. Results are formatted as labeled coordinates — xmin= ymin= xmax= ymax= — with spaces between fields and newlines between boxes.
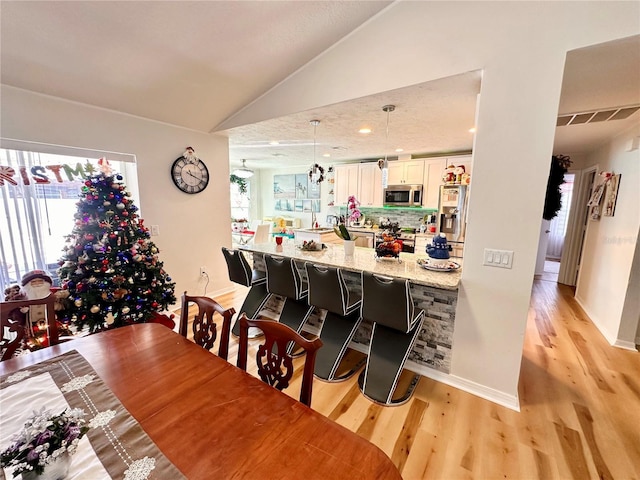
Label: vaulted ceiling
xmin=1 ymin=2 xmax=638 ymax=169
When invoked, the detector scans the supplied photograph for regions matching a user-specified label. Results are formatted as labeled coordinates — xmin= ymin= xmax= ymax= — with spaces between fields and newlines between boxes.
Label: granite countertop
xmin=239 ymin=242 xmax=461 ymax=291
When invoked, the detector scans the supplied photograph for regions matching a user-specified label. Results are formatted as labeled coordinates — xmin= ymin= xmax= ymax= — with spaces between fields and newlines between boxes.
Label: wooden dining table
xmin=0 ymin=323 xmax=401 ymax=479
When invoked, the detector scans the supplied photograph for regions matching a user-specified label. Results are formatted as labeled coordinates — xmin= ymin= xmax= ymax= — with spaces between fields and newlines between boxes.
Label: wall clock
xmin=171 ymin=147 xmax=209 ymax=194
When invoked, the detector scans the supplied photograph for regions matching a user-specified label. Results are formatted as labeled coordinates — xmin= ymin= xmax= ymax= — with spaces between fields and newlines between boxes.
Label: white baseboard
xmin=574 ymin=296 xmax=617 ymax=344
xmin=614 ymin=339 xmax=638 ymax=351
xmin=573 ymin=297 xmax=637 ymax=351
xmin=338 ymin=343 xmax=521 ymax=410
xmin=405 ymin=360 xmax=520 ymax=411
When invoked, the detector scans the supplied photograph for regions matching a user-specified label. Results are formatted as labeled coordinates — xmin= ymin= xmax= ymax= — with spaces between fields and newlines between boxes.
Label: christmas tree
xmin=57 ymin=161 xmax=176 ymax=332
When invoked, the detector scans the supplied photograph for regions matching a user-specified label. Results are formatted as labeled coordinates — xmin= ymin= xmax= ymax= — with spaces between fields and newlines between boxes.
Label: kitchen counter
xmin=239 ymin=242 xmax=461 ymax=290
xmin=237 ymin=242 xmax=461 ymax=375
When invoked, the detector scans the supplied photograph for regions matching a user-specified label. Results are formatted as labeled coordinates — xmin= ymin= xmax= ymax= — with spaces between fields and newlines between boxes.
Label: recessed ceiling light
xmin=469 ymin=127 xmax=476 ymax=133
xmin=395 ymin=148 xmax=404 ymax=153
xmin=359 ymin=128 xmax=372 ymax=134
xmin=323 ymin=153 xmax=331 ymax=157
xmin=269 ymin=141 xmax=280 ymax=145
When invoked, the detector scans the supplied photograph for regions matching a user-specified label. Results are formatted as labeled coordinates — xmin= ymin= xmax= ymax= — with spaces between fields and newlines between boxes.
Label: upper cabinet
xmin=422 ymin=158 xmax=447 ymax=209
xmin=358 ymin=162 xmax=383 ymax=207
xmin=387 ymin=160 xmax=424 ymax=185
xmin=333 ymin=164 xmax=359 ymax=205
xmin=422 ymin=155 xmax=473 ymax=209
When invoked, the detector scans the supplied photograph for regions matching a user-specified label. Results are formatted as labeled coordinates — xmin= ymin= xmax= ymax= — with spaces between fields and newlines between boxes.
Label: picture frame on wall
xmin=295 ymin=174 xmax=308 ymax=199
xmin=308 ymin=181 xmax=321 ymax=199
xmin=294 ymin=200 xmax=303 ymax=212
xmin=303 ymin=200 xmax=312 ymax=213
xmin=274 ymin=175 xmax=295 ymax=199
xmin=603 ymin=174 xmax=621 ymax=217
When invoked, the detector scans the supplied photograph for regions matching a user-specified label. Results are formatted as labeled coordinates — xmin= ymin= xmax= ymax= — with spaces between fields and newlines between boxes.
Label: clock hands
xmin=186 ymin=170 xmax=200 ymax=180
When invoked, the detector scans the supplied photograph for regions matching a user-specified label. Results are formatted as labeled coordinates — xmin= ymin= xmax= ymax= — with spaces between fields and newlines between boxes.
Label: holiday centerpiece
xmin=375 ymin=233 xmax=402 ymax=261
xmin=418 ymin=233 xmax=460 ymax=271
xmin=426 ymin=233 xmax=452 ymax=266
xmin=56 ymin=159 xmax=176 ymax=332
xmin=0 ymin=408 xmax=89 ymax=479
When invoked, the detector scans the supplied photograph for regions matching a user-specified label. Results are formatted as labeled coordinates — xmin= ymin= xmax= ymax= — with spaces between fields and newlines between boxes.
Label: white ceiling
xmin=1 ymin=2 xmax=638 ymax=171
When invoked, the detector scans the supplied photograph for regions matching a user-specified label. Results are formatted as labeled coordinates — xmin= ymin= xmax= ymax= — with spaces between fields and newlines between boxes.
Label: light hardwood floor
xmin=181 ymin=277 xmax=640 ymax=479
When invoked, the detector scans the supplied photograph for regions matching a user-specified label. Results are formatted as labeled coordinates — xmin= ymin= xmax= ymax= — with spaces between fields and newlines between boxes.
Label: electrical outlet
xmin=200 ymin=266 xmax=208 ymax=276
xmin=150 ymin=225 xmax=160 ymax=236
xmin=483 ymin=249 xmax=514 ymax=269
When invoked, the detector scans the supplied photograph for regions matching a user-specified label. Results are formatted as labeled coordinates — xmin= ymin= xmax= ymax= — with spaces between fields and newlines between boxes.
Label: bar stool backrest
xmin=264 ymin=255 xmax=307 ymax=300
xmin=305 ymin=263 xmax=353 ymax=315
xmin=361 ymin=272 xmax=415 ymax=334
xmin=222 ymin=247 xmax=252 ymax=287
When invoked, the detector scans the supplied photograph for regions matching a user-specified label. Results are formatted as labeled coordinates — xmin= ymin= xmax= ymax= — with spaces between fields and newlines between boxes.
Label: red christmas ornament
xmin=151 ymin=301 xmax=159 ymax=308
xmin=102 ymin=259 xmax=109 ymax=265
xmin=85 ymin=234 xmax=95 ymax=241
xmin=122 ymin=211 xmax=129 ymax=217
xmin=85 ymin=180 xmax=92 ymax=187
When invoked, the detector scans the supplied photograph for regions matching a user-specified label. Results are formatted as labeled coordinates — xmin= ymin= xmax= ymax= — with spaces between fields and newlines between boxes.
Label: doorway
xmin=558 ymin=166 xmax=597 ymax=286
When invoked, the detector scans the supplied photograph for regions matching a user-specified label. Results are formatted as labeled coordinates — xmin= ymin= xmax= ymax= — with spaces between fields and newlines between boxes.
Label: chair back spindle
xmin=237 ymin=315 xmax=322 ymax=407
xmin=180 ymin=292 xmax=235 ymax=360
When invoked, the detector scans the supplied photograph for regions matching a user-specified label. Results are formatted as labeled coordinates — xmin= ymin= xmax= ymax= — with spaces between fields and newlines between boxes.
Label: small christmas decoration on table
xmin=0 ymin=407 xmax=89 ymax=479
xmin=56 ymin=158 xmax=176 ymax=333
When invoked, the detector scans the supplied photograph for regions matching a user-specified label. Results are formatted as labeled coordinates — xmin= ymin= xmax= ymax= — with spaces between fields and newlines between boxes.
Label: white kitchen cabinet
xmin=358 ymin=162 xmax=383 ymax=207
xmin=422 ymin=158 xmax=447 ymax=209
xmin=387 ymin=160 xmax=424 ymax=185
xmin=421 ymin=155 xmax=473 ymax=209
xmin=333 ymin=164 xmax=359 ymax=205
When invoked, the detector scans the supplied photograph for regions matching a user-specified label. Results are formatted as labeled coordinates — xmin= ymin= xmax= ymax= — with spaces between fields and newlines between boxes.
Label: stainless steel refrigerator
xmin=437 ymin=185 xmax=468 ymax=257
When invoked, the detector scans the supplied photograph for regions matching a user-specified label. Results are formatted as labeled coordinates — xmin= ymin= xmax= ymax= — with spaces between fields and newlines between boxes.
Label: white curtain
xmin=0 ymin=147 xmax=135 ymax=288
xmin=546 ymin=174 xmax=575 ymax=260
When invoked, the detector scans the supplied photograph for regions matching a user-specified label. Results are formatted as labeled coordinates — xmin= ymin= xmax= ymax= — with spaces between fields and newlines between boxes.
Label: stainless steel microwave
xmin=383 ymin=184 xmax=423 ymax=206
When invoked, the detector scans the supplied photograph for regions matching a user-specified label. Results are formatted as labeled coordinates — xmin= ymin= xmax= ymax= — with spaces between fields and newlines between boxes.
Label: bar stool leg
xmin=358 ymin=317 xmax=424 ymax=406
xmin=230 ymin=283 xmax=271 ymax=338
xmin=314 ymin=310 xmax=365 ymax=382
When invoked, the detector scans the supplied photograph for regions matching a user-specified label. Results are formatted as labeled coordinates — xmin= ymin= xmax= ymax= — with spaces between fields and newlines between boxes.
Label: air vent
xmin=557 ymin=105 xmax=640 ymax=126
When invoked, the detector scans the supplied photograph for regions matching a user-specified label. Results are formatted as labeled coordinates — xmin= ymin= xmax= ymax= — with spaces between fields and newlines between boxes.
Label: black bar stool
xmin=358 ymin=271 xmax=424 ymax=406
xmin=305 ymin=263 xmax=365 ymax=382
xmin=264 ymin=254 xmax=314 ymax=349
xmin=221 ymin=247 xmax=271 ymax=337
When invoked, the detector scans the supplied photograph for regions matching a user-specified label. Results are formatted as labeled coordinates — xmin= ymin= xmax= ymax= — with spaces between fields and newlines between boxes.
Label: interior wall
xmin=575 ymin=124 xmax=640 ymax=347
xmin=220 ymin=1 xmax=640 ymax=407
xmin=1 ymin=86 xmax=234 ymax=303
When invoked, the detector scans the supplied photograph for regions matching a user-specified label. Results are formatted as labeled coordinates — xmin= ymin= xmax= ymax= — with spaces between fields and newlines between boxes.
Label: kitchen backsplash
xmin=335 ymin=206 xmax=437 ymax=228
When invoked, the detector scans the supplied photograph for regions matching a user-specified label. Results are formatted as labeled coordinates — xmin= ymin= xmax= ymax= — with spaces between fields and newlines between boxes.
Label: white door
xmin=535 ymin=219 xmax=551 ymax=275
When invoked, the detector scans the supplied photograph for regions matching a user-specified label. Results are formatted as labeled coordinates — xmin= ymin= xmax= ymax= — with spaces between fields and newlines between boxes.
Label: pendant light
xmin=308 ymin=120 xmax=325 ymax=184
xmin=232 ymin=159 xmax=254 ymax=179
xmin=380 ymin=104 xmax=395 ymax=189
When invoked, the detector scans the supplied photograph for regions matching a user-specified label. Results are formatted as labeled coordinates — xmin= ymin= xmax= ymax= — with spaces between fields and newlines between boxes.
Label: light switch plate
xmin=483 ymin=248 xmax=514 ymax=269
xmin=151 ymin=225 xmax=160 ymax=236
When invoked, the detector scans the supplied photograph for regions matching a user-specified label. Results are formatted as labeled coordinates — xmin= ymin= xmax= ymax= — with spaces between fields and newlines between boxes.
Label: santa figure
xmin=20 ymin=270 xmax=54 ymax=342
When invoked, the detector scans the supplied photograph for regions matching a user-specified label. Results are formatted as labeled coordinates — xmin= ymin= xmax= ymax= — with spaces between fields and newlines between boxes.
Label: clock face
xmin=171 ymin=156 xmax=209 ymax=194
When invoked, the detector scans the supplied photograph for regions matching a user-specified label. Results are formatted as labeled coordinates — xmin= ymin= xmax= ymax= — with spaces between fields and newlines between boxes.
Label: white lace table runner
xmin=0 ymin=350 xmax=186 ymax=479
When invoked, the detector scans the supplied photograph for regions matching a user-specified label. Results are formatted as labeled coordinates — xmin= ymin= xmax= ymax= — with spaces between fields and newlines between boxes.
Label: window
xmin=0 ymin=144 xmax=137 ymax=288
xmin=230 ymin=178 xmax=250 ymax=222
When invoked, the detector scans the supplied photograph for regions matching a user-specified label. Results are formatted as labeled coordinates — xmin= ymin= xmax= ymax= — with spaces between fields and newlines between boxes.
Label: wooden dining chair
xmin=236 ymin=314 xmax=323 ymax=407
xmin=1 ymin=293 xmax=59 ymax=361
xmin=180 ymin=292 xmax=235 ymax=360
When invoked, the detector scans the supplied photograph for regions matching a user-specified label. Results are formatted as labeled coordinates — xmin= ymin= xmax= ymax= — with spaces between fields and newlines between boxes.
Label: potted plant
xmin=0 ymin=407 xmax=89 ymax=479
xmin=333 ymin=224 xmax=359 ymax=256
